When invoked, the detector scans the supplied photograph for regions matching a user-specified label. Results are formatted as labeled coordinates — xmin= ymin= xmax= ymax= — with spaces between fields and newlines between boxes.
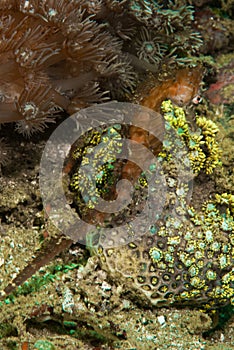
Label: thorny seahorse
xmin=1 ymin=66 xmax=203 ymax=299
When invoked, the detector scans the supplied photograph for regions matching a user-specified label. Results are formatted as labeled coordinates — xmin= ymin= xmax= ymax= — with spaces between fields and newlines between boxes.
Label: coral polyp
xmin=0 ymin=1 xmax=126 ymax=134
xmin=0 ymin=0 xmax=205 ymax=135
xmin=135 ymin=27 xmax=167 ymax=64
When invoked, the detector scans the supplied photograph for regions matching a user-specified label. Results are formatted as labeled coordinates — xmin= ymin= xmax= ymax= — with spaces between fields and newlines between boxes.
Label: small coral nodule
xmin=70 ymin=125 xmax=122 ymax=210
xmin=161 ymin=100 xmax=221 ymax=175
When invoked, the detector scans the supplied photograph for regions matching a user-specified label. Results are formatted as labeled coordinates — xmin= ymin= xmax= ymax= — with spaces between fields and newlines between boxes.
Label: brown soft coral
xmin=0 ymin=0 xmax=126 ymax=135
xmin=0 ymin=0 xmax=206 ymax=136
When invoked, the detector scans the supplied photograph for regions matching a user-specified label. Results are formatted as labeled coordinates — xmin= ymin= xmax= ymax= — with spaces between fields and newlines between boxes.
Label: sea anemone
xmin=135 ymin=27 xmax=167 ymax=64
xmin=101 ymin=54 xmax=138 ymax=99
xmin=14 ymin=83 xmax=64 ymax=136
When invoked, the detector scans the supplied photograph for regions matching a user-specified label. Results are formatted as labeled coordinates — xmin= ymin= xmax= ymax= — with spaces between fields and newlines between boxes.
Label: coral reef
xmin=0 ymin=0 xmax=234 ymax=348
xmin=0 ymin=105 xmax=233 ymax=347
xmin=61 ymin=97 xmax=233 ymax=310
xmin=81 ymin=102 xmax=233 ymax=310
xmin=0 ymin=208 xmax=233 ymax=348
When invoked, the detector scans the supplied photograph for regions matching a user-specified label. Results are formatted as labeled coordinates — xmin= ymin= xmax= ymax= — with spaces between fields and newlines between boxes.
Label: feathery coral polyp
xmin=0 ymin=1 xmax=126 ymax=134
xmin=0 ymin=0 xmax=205 ymax=135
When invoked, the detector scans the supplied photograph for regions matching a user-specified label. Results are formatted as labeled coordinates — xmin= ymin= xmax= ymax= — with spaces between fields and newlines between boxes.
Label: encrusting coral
xmin=74 ymin=101 xmax=233 ymax=310
xmin=70 ymin=124 xmax=123 ymax=210
xmin=161 ymin=100 xmax=221 ymax=175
